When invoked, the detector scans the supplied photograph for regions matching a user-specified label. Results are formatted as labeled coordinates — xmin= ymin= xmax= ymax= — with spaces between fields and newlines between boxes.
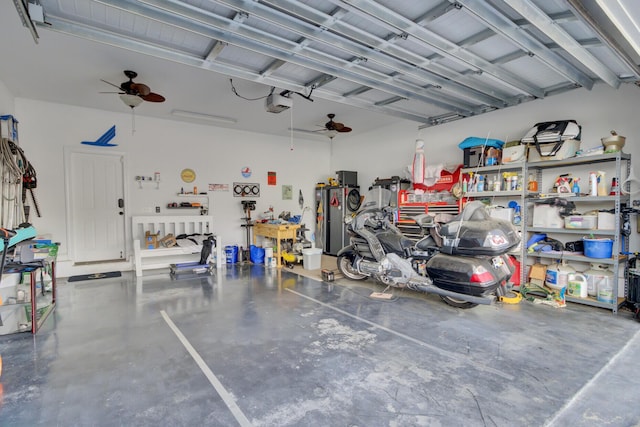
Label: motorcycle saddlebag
xmin=426 ymin=253 xmax=512 ymax=297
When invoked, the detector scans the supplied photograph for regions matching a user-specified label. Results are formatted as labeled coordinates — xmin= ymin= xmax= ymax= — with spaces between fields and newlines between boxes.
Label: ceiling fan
xmin=322 ymin=113 xmax=352 ymax=134
xmin=101 ymin=70 xmax=166 ymax=109
xmin=290 ymin=113 xmax=353 ymax=141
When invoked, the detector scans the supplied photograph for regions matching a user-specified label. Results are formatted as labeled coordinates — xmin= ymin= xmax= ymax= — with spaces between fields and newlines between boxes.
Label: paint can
xmin=264 ymin=247 xmax=275 ymax=268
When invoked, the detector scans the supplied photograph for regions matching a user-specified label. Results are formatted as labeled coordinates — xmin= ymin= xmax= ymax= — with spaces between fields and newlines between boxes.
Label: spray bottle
xmin=597 ymin=171 xmax=607 ymax=196
xmin=572 ymin=178 xmax=580 ymax=195
xmin=589 ymin=172 xmax=598 ymax=196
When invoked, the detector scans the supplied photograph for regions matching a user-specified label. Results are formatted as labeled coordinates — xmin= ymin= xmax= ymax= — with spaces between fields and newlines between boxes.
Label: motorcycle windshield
xmin=358 ymin=187 xmax=394 ymax=210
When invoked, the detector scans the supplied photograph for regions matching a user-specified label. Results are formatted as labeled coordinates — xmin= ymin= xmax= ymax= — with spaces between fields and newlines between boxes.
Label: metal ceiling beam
xmin=566 ymin=0 xmax=640 ymax=78
xmin=297 ymin=4 xmax=513 ymax=102
xmin=38 ymin=15 xmax=434 ymax=124
xmin=500 ymin=0 xmax=620 ymax=88
xmin=204 ymin=40 xmax=227 ymax=62
xmin=221 ymin=0 xmax=504 ymax=107
xmin=260 ymin=0 xmax=508 ymax=104
xmin=453 ymin=0 xmax=596 ymax=89
xmin=333 ymin=0 xmax=546 ymax=98
xmin=415 ymin=1 xmax=460 ymax=25
xmin=513 ymin=11 xmax=577 ymax=26
xmin=125 ymin=0 xmax=478 ymax=115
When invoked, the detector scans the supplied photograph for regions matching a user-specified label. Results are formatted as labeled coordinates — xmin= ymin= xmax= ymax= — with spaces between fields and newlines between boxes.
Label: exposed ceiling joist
xmin=10 ymin=0 xmax=639 ymax=134
xmin=501 ymin=0 xmax=620 ymax=88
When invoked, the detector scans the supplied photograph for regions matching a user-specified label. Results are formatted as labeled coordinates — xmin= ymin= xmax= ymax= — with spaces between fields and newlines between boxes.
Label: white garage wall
xmin=3 ymin=83 xmax=639 ymax=276
xmin=13 ymin=99 xmax=329 ymax=276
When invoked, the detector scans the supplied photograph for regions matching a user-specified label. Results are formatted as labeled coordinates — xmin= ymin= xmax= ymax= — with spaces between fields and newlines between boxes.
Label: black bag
xmin=521 ymin=120 xmax=581 ymax=157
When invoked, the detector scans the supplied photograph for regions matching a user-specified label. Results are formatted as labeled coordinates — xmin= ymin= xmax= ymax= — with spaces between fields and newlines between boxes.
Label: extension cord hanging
xmin=289 ymin=100 xmax=294 ymax=151
xmin=131 ymin=108 xmax=136 ymax=134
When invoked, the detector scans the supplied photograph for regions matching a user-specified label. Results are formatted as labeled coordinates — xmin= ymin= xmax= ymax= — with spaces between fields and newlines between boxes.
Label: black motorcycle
xmin=336 ymin=194 xmax=519 ymax=308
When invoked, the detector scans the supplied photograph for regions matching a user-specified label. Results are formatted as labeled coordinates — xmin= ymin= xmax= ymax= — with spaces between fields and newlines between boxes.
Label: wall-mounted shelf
xmin=167 ymin=193 xmax=210 ymax=214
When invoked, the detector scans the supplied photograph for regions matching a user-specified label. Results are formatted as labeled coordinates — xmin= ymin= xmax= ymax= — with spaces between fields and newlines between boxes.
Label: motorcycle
xmin=336 ymin=190 xmax=520 ymax=308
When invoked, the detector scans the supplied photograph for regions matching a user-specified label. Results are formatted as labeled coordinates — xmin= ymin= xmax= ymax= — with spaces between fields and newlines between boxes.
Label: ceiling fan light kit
xmin=120 ymin=94 xmax=143 ymax=108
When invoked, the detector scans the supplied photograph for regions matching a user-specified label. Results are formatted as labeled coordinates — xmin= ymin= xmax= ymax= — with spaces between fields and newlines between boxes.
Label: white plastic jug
xmin=585 ymin=264 xmax=613 ymax=297
xmin=567 ymin=273 xmax=588 ymax=298
xmin=545 ymin=260 xmax=575 ymax=291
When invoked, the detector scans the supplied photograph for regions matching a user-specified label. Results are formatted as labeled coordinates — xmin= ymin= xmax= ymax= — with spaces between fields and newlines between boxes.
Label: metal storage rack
xmin=523 ymin=152 xmax=631 ymax=313
xmin=460 ymin=162 xmax=531 ymax=285
xmin=0 ymin=251 xmax=58 ymax=335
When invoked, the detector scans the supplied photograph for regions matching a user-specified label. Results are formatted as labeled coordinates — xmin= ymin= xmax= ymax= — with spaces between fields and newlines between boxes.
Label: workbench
xmin=253 ymin=222 xmax=300 ymax=268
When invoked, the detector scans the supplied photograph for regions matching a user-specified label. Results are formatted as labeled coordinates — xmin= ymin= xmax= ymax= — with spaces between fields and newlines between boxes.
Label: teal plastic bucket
xmin=225 ymin=245 xmax=239 ymax=263
xmin=583 ymin=238 xmax=613 ymax=258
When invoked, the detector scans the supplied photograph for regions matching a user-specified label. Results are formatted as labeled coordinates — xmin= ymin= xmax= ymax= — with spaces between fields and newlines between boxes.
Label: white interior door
xmin=67 ymin=149 xmax=125 ymax=263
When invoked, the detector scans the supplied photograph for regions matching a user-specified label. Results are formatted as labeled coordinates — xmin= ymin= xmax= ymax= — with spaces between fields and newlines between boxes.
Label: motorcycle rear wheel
xmin=337 ymin=255 xmax=368 ymax=281
xmin=439 ymin=295 xmax=478 ymax=309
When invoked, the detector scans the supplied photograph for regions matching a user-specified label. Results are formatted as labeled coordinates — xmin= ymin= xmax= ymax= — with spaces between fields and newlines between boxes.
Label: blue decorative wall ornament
xmin=82 ymin=125 xmax=117 ymax=146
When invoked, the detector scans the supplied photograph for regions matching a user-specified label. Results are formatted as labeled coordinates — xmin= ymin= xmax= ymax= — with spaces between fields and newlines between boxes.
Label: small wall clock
xmin=181 ymin=168 xmax=196 ymax=183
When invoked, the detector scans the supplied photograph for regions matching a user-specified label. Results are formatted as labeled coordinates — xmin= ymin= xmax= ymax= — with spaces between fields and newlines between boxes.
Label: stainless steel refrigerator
xmin=315 ymin=185 xmax=360 ymax=256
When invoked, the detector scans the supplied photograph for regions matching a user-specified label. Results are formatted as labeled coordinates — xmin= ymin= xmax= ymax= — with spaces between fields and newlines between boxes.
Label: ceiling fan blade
xmin=333 ymin=122 xmax=346 ymax=130
xmin=99 ymin=91 xmax=125 ymax=94
xmin=141 ymin=92 xmax=165 ymax=102
xmin=100 ymin=79 xmax=123 ymax=90
xmin=337 ymin=127 xmax=352 ymax=133
xmin=131 ymin=83 xmax=151 ymax=96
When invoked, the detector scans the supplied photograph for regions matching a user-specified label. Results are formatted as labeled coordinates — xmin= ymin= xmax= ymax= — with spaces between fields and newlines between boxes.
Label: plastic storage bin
xmin=583 ymin=238 xmax=613 ymax=258
xmin=564 ymin=215 xmax=597 ymax=229
xmin=302 ymin=248 xmax=323 ymax=270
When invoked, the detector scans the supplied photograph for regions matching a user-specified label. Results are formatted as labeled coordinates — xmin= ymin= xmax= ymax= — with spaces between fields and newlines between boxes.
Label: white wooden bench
xmin=132 ymin=215 xmax=222 ymax=276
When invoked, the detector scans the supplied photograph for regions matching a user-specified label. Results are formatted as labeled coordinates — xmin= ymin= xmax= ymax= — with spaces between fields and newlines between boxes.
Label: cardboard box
xmin=159 ymin=233 xmax=177 ymax=248
xmin=145 ymin=231 xmax=159 ymax=249
xmin=529 ymin=263 xmax=547 ymax=287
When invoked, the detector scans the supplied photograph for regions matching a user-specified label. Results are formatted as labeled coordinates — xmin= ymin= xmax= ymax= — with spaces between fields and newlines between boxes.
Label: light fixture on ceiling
xmin=595 ymin=0 xmax=640 ymax=58
xmin=120 ymin=94 xmax=143 ymax=109
xmin=171 ymin=109 xmax=238 ymax=124
xmin=325 ymin=129 xmax=339 ymax=140
xmin=119 ymin=95 xmax=143 ymax=134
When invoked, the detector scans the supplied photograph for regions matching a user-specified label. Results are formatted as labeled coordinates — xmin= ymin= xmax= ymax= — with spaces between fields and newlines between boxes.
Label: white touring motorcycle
xmin=337 ymin=190 xmax=519 ymax=309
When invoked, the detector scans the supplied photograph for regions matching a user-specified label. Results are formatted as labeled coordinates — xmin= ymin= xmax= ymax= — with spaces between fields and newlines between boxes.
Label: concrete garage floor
xmin=1 ymin=262 xmax=639 ymax=426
